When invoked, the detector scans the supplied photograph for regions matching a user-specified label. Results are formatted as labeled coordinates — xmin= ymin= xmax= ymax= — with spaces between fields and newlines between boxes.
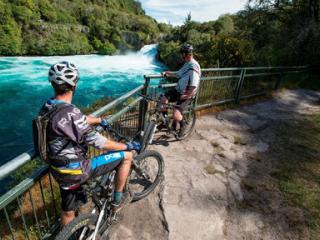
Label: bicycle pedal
xmin=111 ymin=212 xmax=121 ymax=223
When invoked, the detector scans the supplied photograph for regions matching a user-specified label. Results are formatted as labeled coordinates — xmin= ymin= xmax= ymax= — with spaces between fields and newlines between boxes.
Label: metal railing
xmin=0 ymin=65 xmax=308 ymax=239
xmin=144 ymin=66 xmax=308 ymax=110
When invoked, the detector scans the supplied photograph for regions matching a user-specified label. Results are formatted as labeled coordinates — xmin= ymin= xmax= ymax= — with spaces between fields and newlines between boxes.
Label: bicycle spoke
xmin=130 ymin=154 xmax=160 ymax=197
xmin=134 ymin=166 xmax=152 ymax=181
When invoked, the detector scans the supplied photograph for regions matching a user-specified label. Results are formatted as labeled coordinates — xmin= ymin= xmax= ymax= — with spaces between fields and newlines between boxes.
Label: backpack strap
xmin=33 ymin=103 xmax=70 ymax=163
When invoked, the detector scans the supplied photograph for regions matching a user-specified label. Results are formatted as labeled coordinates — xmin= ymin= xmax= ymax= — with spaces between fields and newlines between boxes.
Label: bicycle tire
xmin=55 ymin=213 xmax=103 ymax=240
xmin=175 ymin=108 xmax=196 ymax=140
xmin=129 ymin=150 xmax=164 ymax=201
xmin=140 ymin=121 xmax=156 ymax=152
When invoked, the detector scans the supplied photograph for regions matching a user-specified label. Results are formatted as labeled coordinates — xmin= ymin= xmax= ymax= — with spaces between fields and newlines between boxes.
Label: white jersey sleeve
xmin=188 ymin=68 xmax=200 ymax=88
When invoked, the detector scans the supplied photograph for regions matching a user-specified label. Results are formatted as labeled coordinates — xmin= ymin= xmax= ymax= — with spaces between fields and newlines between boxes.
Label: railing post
xmin=138 ymin=76 xmax=150 ymax=131
xmin=235 ymin=69 xmax=246 ymax=104
xmin=274 ymin=71 xmax=283 ymax=90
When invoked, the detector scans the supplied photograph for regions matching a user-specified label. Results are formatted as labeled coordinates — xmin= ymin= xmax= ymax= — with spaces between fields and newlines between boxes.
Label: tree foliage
xmin=0 ymin=1 xmax=22 ymax=55
xmin=159 ymin=0 xmax=320 ymax=69
xmin=0 ymin=0 xmax=162 ymax=56
xmin=159 ymin=14 xmax=254 ymax=68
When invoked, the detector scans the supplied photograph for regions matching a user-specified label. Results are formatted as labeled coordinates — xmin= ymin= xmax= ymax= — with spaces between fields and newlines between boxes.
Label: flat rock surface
xmin=109 ymin=89 xmax=320 ymax=240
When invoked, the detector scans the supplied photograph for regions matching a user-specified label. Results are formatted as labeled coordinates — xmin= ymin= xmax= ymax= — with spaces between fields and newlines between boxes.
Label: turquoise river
xmin=0 ymin=44 xmax=164 ymax=166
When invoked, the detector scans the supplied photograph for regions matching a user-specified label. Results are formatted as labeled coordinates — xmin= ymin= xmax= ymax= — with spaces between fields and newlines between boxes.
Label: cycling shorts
xmin=165 ymin=88 xmax=191 ymax=112
xmin=60 ymin=151 xmax=125 ymax=212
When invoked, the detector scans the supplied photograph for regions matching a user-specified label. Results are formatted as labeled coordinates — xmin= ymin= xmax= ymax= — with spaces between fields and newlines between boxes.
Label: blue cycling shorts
xmin=90 ymin=151 xmax=125 ymax=178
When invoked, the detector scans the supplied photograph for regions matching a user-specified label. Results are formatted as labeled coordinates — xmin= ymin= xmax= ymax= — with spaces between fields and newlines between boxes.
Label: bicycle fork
xmin=149 ymin=121 xmax=157 ymax=145
xmin=81 ymin=201 xmax=107 ymax=240
xmin=132 ymin=160 xmax=151 ymax=181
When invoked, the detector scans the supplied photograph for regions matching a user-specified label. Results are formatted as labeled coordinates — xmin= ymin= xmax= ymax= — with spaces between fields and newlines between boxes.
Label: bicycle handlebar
xmin=138 ymin=94 xmax=179 ymax=109
xmin=144 ymin=74 xmax=164 ymax=79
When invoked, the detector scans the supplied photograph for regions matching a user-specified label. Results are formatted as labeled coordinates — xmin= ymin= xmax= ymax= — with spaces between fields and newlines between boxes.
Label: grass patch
xmin=271 ymin=113 xmax=320 ymax=239
xmin=211 ymin=142 xmax=220 ymax=148
xmin=233 ymin=136 xmax=247 ymax=145
xmin=281 ymin=72 xmax=320 ymax=91
xmin=9 ymin=158 xmax=44 ymax=187
xmin=204 ymin=164 xmax=219 ymax=175
xmin=241 ymin=178 xmax=256 ymax=191
xmin=81 ymin=96 xmax=114 ymax=115
xmin=1 ymin=173 xmax=61 ymax=239
xmin=204 ymin=164 xmax=224 ymax=175
xmin=217 ymin=152 xmax=226 ymax=158
xmin=197 ymin=72 xmax=320 ymax=118
xmin=247 ymin=153 xmax=263 ymax=162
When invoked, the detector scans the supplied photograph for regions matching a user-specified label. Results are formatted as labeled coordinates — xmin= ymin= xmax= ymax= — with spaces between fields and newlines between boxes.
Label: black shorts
xmin=60 ymin=186 xmax=88 ymax=212
xmin=165 ymin=88 xmax=191 ymax=112
xmin=60 ymin=152 xmax=124 ymax=212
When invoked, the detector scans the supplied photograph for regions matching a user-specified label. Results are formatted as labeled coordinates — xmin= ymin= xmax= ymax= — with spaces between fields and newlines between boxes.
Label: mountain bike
xmin=55 ymin=125 xmax=165 ymax=240
xmin=139 ymin=94 xmax=196 ymax=150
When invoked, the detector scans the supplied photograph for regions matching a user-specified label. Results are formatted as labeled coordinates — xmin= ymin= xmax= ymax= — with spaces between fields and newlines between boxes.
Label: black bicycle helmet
xmin=180 ymin=43 xmax=193 ymax=54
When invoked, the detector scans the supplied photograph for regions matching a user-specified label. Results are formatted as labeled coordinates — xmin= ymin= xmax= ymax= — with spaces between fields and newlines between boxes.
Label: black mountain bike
xmin=139 ymin=94 xmax=196 ymax=151
xmin=55 ymin=126 xmax=164 ymax=240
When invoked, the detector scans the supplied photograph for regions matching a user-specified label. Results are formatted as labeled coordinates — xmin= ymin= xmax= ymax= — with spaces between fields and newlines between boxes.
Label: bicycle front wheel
xmin=129 ymin=150 xmax=164 ymax=201
xmin=55 ymin=213 xmax=102 ymax=240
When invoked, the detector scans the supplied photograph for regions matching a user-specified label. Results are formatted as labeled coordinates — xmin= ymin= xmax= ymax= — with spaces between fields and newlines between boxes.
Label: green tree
xmin=185 ymin=12 xmax=192 ymax=25
xmin=0 ymin=1 xmax=12 ymax=24
xmin=159 ymin=41 xmax=182 ymax=69
xmin=92 ymin=38 xmax=117 ymax=55
xmin=0 ymin=19 xmax=22 ymax=55
xmin=12 ymin=5 xmax=35 ymax=23
xmin=0 ymin=0 xmax=162 ymax=56
xmin=214 ymin=14 xmax=234 ymax=35
xmin=38 ymin=0 xmax=57 ymax=22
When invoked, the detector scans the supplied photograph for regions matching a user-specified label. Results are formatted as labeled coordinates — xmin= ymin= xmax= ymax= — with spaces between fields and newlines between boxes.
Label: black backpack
xmin=32 ymin=104 xmax=68 ymax=164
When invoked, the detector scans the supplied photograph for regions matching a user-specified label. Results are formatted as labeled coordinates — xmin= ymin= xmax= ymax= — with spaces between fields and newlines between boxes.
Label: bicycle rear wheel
xmin=129 ymin=150 xmax=164 ymax=201
xmin=175 ymin=108 xmax=196 ymax=140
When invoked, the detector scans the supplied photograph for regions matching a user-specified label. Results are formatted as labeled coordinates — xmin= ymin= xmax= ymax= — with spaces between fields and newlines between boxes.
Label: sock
xmin=180 ymin=120 xmax=186 ymax=130
xmin=173 ymin=121 xmax=178 ymax=130
xmin=113 ymin=191 xmax=123 ymax=203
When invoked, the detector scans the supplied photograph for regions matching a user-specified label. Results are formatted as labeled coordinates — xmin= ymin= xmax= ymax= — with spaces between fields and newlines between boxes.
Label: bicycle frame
xmin=74 ymin=126 xmax=155 ymax=240
xmin=76 ymin=171 xmax=115 ymax=240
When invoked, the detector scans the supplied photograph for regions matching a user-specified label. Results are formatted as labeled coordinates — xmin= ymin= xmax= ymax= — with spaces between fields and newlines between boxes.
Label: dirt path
xmin=110 ymin=89 xmax=320 ymax=240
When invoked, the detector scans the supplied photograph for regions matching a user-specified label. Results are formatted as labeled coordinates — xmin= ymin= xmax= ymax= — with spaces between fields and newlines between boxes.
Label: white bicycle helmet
xmin=48 ymin=61 xmax=80 ymax=86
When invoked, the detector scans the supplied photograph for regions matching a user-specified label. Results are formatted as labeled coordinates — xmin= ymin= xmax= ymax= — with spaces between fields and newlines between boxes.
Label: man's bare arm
xmin=103 ymin=139 xmax=127 ymax=151
xmin=162 ymin=71 xmax=179 ymax=78
xmin=86 ymin=116 xmax=102 ymax=125
xmin=180 ymin=86 xmax=196 ymax=100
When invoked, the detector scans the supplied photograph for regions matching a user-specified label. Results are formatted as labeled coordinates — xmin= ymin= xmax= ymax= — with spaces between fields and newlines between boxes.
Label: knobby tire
xmin=130 ymin=150 xmax=164 ymax=201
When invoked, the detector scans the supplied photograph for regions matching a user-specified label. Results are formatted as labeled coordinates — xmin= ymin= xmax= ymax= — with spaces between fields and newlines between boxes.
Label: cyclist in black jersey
xmin=38 ymin=61 xmax=140 ymax=226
